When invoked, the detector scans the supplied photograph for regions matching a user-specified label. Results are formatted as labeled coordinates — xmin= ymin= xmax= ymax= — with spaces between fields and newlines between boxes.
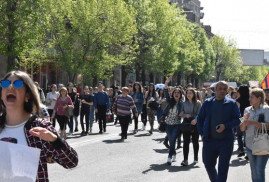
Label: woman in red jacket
xmin=0 ymin=70 xmax=78 ymax=182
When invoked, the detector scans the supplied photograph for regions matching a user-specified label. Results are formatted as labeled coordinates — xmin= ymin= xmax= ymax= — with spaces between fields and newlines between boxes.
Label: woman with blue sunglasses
xmin=0 ymin=70 xmax=78 ymax=182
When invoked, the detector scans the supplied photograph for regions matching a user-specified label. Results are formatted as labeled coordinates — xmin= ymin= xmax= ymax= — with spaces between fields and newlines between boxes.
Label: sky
xmin=201 ymin=0 xmax=269 ymax=51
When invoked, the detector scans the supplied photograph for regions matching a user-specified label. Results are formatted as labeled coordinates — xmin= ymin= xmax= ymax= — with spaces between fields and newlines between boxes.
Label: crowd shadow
xmin=102 ymin=139 xmax=125 ymax=144
xmin=153 ymin=149 xmax=168 ymax=154
xmin=152 ymin=138 xmax=165 ymax=143
xmin=134 ymin=133 xmax=152 ymax=137
xmin=127 ymin=132 xmax=135 ymax=136
xmin=67 ymin=132 xmax=104 ymax=140
xmin=230 ymin=158 xmax=249 ymax=167
xmin=142 ymin=162 xmax=200 ymax=174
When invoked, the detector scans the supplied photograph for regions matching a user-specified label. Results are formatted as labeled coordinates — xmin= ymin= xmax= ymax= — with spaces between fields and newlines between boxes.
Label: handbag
xmin=180 ymin=117 xmax=194 ymax=133
xmin=65 ymin=105 xmax=74 ymax=118
xmin=148 ymin=101 xmax=159 ymax=111
xmin=252 ymin=123 xmax=269 ymax=155
xmin=45 ymin=100 xmax=51 ymax=107
xmin=159 ymin=121 xmax=166 ymax=132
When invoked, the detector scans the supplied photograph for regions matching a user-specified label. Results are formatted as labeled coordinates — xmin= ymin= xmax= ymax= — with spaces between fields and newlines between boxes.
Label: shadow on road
xmin=142 ymin=162 xmax=200 ymax=174
xmin=134 ymin=133 xmax=152 ymax=137
xmin=153 ymin=149 xmax=168 ymax=154
xmin=230 ymin=158 xmax=249 ymax=167
xmin=152 ymin=138 xmax=165 ymax=143
xmin=102 ymin=139 xmax=124 ymax=144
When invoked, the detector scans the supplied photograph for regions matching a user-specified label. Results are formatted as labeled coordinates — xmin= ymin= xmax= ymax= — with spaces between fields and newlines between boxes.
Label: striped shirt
xmin=113 ymin=95 xmax=138 ymax=116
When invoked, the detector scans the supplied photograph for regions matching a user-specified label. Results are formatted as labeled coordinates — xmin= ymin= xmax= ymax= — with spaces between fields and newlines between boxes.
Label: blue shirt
xmin=210 ymin=99 xmax=225 ymax=140
xmin=94 ymin=92 xmax=110 ymax=109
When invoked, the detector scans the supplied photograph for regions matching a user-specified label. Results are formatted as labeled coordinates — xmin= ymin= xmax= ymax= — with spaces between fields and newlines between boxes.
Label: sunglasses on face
xmin=0 ymin=80 xmax=24 ymax=89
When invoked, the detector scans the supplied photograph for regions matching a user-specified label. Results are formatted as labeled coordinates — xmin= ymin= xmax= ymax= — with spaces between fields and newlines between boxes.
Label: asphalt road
xmin=48 ymin=119 xmax=266 ymax=182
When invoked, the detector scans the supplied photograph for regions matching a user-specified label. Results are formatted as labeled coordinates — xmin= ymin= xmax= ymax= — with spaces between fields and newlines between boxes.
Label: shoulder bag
xmin=252 ymin=123 xmax=269 ymax=155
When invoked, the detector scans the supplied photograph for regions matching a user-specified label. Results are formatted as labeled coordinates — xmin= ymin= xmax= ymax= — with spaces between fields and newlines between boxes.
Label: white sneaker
xmin=67 ymin=131 xmax=73 ymax=136
xmin=89 ymin=128 xmax=92 ymax=133
xmin=172 ymin=155 xmax=176 ymax=162
xmin=141 ymin=124 xmax=145 ymax=131
xmin=167 ymin=157 xmax=172 ymax=165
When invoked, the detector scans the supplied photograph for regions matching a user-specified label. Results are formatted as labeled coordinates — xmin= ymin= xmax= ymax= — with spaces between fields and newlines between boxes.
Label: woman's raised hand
xmin=165 ymin=76 xmax=173 ymax=83
xmin=29 ymin=127 xmax=57 ymax=142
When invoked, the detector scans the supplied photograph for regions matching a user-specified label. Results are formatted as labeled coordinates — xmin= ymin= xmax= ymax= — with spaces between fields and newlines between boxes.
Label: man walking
xmin=197 ymin=81 xmax=241 ymax=182
xmin=94 ymin=83 xmax=110 ymax=134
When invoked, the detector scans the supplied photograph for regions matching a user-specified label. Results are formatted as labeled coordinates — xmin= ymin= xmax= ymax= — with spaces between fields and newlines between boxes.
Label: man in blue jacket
xmin=197 ymin=81 xmax=240 ymax=182
xmin=94 ymin=83 xmax=110 ymax=134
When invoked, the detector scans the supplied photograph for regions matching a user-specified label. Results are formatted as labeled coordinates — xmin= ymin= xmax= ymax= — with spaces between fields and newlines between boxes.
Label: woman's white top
xmin=46 ymin=92 xmax=60 ymax=110
xmin=0 ymin=120 xmax=28 ymax=146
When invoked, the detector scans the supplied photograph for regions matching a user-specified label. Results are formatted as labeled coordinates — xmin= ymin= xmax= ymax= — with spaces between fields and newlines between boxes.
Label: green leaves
xmin=1 ymin=0 xmax=241 ymax=85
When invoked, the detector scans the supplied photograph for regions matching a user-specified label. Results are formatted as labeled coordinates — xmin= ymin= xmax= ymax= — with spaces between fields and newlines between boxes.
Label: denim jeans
xmin=203 ymin=139 xmax=234 ymax=182
xmin=68 ymin=115 xmax=73 ymax=133
xmin=165 ymin=124 xmax=180 ymax=158
xmin=73 ymin=115 xmax=78 ymax=130
xmin=237 ymin=126 xmax=245 ymax=152
xmin=246 ymin=147 xmax=269 ymax=182
xmin=89 ymin=107 xmax=94 ymax=128
xmin=156 ymin=107 xmax=163 ymax=124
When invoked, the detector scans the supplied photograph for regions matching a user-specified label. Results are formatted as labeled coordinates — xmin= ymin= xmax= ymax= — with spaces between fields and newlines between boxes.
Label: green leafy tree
xmin=127 ymin=0 xmax=189 ymax=83
xmin=0 ymin=0 xmax=43 ymax=71
xmin=42 ymin=0 xmax=137 ymax=83
xmin=211 ymin=36 xmax=242 ymax=81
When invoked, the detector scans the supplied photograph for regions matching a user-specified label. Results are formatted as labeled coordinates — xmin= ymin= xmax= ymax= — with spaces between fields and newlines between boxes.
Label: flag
xmin=261 ymin=73 xmax=269 ymax=89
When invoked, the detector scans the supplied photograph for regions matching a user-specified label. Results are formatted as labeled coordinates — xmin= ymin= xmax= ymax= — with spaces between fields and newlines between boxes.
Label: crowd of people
xmin=1 ymin=70 xmax=269 ymax=182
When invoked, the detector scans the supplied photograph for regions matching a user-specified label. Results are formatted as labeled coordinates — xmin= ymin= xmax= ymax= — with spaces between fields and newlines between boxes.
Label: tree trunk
xmin=121 ymin=65 xmax=127 ymax=87
xmin=93 ymin=76 xmax=98 ymax=87
xmin=195 ymin=77 xmax=199 ymax=88
xmin=149 ymin=73 xmax=153 ymax=83
xmin=177 ymin=73 xmax=181 ymax=86
xmin=216 ymin=71 xmax=221 ymax=81
xmin=141 ymin=69 xmax=145 ymax=86
xmin=7 ymin=1 xmax=17 ymax=71
xmin=135 ymin=63 xmax=141 ymax=82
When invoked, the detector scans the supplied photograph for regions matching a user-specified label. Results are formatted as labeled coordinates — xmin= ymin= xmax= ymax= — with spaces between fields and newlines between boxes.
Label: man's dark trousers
xmin=97 ymin=105 xmax=107 ymax=132
xmin=203 ymin=139 xmax=234 ymax=182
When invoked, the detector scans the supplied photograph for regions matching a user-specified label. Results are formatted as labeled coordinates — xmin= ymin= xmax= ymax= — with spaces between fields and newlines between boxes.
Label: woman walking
xmin=73 ymin=88 xmax=80 ymax=132
xmin=145 ymin=83 xmax=159 ymax=134
xmin=46 ymin=84 xmax=59 ymax=127
xmin=113 ymin=87 xmax=138 ymax=140
xmin=52 ymin=87 xmax=74 ymax=139
xmin=141 ymin=86 xmax=148 ymax=130
xmin=236 ymin=85 xmax=250 ymax=157
xmin=181 ymin=88 xmax=202 ymax=166
xmin=162 ymin=77 xmax=183 ymax=165
xmin=132 ymin=82 xmax=144 ymax=133
xmin=157 ymin=88 xmax=167 ymax=124
xmin=240 ymin=88 xmax=269 ymax=182
xmin=0 ymin=70 xmax=78 ymax=181
xmin=80 ymin=86 xmax=93 ymax=136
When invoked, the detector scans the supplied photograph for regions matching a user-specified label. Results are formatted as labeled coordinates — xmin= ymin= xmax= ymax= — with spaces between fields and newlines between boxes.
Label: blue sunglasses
xmin=0 ymin=80 xmax=24 ymax=89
